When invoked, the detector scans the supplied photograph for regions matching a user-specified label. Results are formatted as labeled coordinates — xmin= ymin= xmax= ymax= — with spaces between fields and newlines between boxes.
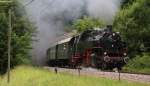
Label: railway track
xmin=44 ymin=67 xmax=150 ymax=84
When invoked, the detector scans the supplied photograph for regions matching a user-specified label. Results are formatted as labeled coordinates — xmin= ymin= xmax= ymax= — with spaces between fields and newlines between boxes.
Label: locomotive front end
xmin=99 ymin=30 xmax=128 ymax=69
xmin=88 ymin=26 xmax=128 ymax=69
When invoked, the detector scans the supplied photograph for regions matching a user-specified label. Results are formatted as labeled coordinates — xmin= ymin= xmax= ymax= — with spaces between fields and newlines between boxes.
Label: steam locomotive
xmin=47 ymin=26 xmax=128 ymax=69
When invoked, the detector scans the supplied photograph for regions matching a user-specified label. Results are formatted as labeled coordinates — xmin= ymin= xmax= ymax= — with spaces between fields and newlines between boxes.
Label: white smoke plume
xmin=21 ymin=0 xmax=122 ymax=65
xmin=87 ymin=0 xmax=122 ymax=24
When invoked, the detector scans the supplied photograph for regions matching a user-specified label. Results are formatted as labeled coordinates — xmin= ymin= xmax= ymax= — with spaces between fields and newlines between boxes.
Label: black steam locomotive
xmin=47 ymin=26 xmax=128 ymax=69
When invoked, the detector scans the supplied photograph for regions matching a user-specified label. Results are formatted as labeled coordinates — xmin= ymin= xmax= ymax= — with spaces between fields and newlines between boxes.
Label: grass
xmin=0 ymin=65 xmax=149 ymax=86
xmin=123 ymin=53 xmax=150 ymax=74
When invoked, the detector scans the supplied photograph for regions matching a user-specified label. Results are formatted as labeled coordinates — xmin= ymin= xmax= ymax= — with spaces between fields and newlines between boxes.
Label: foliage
xmin=121 ymin=0 xmax=135 ymax=8
xmin=113 ymin=0 xmax=150 ymax=56
xmin=0 ymin=0 xmax=35 ymax=74
xmin=123 ymin=53 xmax=150 ymax=74
xmin=72 ymin=16 xmax=105 ymax=33
xmin=0 ymin=66 xmax=149 ymax=86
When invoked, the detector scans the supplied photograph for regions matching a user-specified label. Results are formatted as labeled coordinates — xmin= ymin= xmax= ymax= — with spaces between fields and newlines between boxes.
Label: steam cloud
xmin=22 ymin=0 xmax=122 ymax=65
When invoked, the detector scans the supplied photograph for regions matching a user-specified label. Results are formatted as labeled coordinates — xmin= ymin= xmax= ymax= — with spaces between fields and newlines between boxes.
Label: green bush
xmin=72 ymin=16 xmax=105 ymax=33
xmin=113 ymin=0 xmax=150 ymax=57
xmin=123 ymin=53 xmax=150 ymax=74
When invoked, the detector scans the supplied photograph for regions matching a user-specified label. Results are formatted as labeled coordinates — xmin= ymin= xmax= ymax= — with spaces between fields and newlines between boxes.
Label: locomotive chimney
xmin=107 ymin=25 xmax=112 ymax=32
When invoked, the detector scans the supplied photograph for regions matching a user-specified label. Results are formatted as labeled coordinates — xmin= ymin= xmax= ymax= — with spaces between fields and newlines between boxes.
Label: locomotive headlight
xmin=64 ymin=47 xmax=66 ymax=50
xmin=123 ymin=53 xmax=127 ymax=56
xmin=104 ymin=52 xmax=107 ymax=55
xmin=113 ymin=33 xmax=115 ymax=36
xmin=90 ymin=53 xmax=95 ymax=57
xmin=116 ymin=32 xmax=120 ymax=34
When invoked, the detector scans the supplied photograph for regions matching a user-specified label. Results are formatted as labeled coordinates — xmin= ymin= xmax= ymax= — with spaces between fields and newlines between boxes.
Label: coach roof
xmin=58 ymin=37 xmax=72 ymax=44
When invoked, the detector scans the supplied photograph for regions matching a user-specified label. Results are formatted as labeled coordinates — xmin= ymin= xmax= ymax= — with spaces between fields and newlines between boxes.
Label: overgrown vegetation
xmin=121 ymin=0 xmax=135 ymax=8
xmin=72 ymin=16 xmax=105 ymax=33
xmin=0 ymin=66 xmax=149 ymax=86
xmin=114 ymin=0 xmax=150 ymax=73
xmin=0 ymin=0 xmax=35 ymax=74
xmin=114 ymin=0 xmax=150 ymax=57
xmin=123 ymin=53 xmax=150 ymax=74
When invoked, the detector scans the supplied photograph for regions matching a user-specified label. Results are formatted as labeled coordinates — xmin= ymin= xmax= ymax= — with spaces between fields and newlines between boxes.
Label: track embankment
xmin=44 ymin=67 xmax=150 ymax=84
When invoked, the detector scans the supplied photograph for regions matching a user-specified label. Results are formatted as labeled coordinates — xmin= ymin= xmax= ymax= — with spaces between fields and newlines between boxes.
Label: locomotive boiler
xmin=47 ymin=26 xmax=128 ymax=69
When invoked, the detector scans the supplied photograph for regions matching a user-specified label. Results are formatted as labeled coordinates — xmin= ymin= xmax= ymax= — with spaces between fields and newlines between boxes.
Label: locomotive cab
xmin=90 ymin=47 xmax=104 ymax=67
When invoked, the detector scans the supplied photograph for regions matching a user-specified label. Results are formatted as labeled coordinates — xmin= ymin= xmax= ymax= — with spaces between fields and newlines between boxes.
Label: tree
xmin=72 ymin=16 xmax=105 ymax=33
xmin=0 ymin=0 xmax=35 ymax=74
xmin=121 ymin=0 xmax=135 ymax=8
xmin=113 ymin=0 xmax=150 ymax=57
